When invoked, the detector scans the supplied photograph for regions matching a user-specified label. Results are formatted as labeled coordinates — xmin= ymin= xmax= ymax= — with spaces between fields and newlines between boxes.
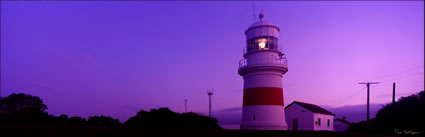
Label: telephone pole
xmin=359 ymin=82 xmax=379 ymax=127
xmin=184 ymin=99 xmax=188 ymax=113
xmin=392 ymin=83 xmax=396 ymax=104
xmin=207 ymin=88 xmax=213 ymax=117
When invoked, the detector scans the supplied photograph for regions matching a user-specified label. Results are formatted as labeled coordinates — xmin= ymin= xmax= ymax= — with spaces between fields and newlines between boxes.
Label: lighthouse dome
xmin=248 ymin=20 xmax=277 ymax=29
xmin=245 ymin=13 xmax=280 ymax=40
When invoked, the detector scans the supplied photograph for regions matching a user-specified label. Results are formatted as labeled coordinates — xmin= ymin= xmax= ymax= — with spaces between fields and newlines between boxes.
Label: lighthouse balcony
xmin=239 ymin=56 xmax=288 ymax=69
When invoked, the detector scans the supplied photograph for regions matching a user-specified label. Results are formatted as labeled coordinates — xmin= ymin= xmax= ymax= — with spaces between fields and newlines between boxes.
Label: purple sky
xmin=1 ymin=1 xmax=424 ymax=126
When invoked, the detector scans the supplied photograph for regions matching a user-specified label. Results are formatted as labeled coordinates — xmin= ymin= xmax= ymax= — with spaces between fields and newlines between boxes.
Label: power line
xmin=372 ymin=65 xmax=424 ymax=82
xmin=333 ymin=66 xmax=424 ymax=110
xmin=394 ymin=89 xmax=423 ymax=99
xmin=378 ymin=71 xmax=424 ymax=83
xmin=331 ymin=87 xmax=366 ymax=107
xmin=330 ymin=83 xmax=381 ymax=108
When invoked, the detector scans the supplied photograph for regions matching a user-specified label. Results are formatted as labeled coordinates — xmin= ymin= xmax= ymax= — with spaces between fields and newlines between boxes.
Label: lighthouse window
xmin=246 ymin=36 xmax=278 ymax=52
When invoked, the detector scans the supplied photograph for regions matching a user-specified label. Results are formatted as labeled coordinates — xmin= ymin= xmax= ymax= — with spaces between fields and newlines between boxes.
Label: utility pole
xmin=184 ymin=99 xmax=188 ymax=113
xmin=392 ymin=83 xmax=396 ymax=105
xmin=359 ymin=82 xmax=379 ymax=128
xmin=207 ymin=88 xmax=213 ymax=117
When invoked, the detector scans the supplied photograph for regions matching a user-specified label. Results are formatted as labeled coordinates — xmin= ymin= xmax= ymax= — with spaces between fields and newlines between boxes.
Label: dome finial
xmin=259 ymin=9 xmax=264 ymax=21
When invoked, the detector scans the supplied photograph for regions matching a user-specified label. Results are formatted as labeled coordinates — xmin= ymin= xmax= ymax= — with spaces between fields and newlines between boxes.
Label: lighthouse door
xmin=292 ymin=118 xmax=298 ymax=131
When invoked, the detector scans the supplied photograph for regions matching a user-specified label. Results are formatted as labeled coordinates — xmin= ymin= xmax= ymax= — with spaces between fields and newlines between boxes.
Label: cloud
xmin=214 ymin=103 xmax=386 ymax=129
xmin=326 ymin=103 xmax=385 ymax=123
xmin=213 ymin=107 xmax=241 ymax=129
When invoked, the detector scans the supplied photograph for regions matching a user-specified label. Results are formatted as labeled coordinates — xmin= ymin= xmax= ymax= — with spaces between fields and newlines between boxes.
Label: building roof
xmin=285 ymin=101 xmax=336 ymax=116
xmin=334 ymin=118 xmax=351 ymax=125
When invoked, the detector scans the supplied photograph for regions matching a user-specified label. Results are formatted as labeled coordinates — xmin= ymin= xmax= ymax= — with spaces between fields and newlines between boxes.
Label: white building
xmin=238 ymin=12 xmax=289 ymax=130
xmin=334 ymin=118 xmax=351 ymax=132
xmin=285 ymin=101 xmax=335 ymax=131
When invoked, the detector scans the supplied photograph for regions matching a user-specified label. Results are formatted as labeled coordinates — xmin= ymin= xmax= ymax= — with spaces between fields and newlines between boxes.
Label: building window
xmin=327 ymin=119 xmax=330 ymax=127
xmin=318 ymin=118 xmax=321 ymax=126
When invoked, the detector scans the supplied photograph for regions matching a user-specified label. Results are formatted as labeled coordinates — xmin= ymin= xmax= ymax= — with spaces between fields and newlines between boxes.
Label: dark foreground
xmin=0 ymin=125 xmax=403 ymax=137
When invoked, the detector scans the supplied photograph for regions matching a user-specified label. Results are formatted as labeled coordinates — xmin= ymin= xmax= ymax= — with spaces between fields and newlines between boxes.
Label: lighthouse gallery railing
xmin=239 ymin=56 xmax=288 ymax=68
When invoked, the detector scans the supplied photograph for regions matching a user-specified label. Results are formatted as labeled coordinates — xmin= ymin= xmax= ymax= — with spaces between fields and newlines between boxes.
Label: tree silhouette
xmin=349 ymin=91 xmax=424 ymax=135
xmin=67 ymin=116 xmax=87 ymax=126
xmin=373 ymin=90 xmax=424 ymax=134
xmin=0 ymin=93 xmax=47 ymax=114
xmin=125 ymin=108 xmax=221 ymax=129
xmin=57 ymin=114 xmax=69 ymax=125
xmin=87 ymin=115 xmax=120 ymax=126
xmin=1 ymin=93 xmax=221 ymax=129
xmin=179 ymin=112 xmax=222 ymax=128
xmin=0 ymin=93 xmax=49 ymax=124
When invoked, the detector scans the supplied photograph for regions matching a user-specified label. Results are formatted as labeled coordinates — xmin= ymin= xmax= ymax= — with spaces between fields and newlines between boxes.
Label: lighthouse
xmin=239 ymin=12 xmax=288 ymax=130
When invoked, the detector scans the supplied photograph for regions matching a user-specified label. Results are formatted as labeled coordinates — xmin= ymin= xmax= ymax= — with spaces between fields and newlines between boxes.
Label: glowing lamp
xmin=259 ymin=41 xmax=266 ymax=49
xmin=258 ymin=39 xmax=267 ymax=49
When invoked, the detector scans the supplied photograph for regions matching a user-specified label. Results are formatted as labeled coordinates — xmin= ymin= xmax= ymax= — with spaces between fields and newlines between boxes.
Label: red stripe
xmin=243 ymin=87 xmax=284 ymax=106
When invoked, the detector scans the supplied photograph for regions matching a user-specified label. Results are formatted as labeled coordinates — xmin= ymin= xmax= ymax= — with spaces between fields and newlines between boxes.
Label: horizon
xmin=1 ymin=1 xmax=424 ymax=127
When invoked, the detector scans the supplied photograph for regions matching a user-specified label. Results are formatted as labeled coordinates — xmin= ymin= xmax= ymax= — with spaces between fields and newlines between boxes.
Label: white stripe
xmin=241 ymin=105 xmax=288 ymax=130
xmin=243 ymin=72 xmax=283 ymax=89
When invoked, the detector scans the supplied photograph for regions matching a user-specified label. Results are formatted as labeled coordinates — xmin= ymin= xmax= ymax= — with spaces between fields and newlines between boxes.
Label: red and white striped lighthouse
xmin=239 ymin=12 xmax=288 ymax=130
